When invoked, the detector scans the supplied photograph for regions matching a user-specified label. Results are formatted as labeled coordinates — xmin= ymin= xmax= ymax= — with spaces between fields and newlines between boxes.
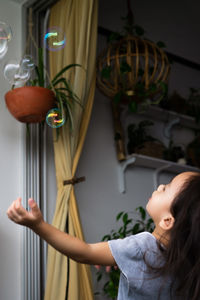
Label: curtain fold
xmin=44 ymin=1 xmax=98 ymax=299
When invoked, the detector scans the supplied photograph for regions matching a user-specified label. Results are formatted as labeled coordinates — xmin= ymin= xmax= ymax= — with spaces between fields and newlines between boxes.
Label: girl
xmin=7 ymin=171 xmax=200 ymax=300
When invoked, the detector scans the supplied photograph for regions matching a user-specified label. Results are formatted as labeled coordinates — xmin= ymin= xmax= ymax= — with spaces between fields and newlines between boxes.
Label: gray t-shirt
xmin=108 ymin=232 xmax=175 ymax=300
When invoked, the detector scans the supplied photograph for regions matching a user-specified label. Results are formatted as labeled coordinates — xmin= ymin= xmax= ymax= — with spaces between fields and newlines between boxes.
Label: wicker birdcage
xmin=97 ymin=35 xmax=170 ymax=103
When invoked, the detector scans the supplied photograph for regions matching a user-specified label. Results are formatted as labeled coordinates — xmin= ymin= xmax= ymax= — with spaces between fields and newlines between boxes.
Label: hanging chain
xmin=125 ymin=0 xmax=135 ymax=35
xmin=25 ymin=8 xmax=38 ymax=55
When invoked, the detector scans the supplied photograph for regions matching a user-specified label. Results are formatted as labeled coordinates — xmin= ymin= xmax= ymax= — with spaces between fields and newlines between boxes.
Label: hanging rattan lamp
xmin=97 ymin=0 xmax=170 ymax=109
xmin=97 ymin=34 xmax=170 ymax=107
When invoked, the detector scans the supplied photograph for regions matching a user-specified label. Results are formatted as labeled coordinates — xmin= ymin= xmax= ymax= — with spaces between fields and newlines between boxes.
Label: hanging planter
xmin=3 ymin=8 xmax=82 ymax=130
xmin=5 ymin=86 xmax=56 ymax=123
xmin=96 ymin=0 xmax=170 ymax=113
xmin=4 ymin=48 xmax=82 ymax=127
xmin=97 ymin=35 xmax=170 ymax=111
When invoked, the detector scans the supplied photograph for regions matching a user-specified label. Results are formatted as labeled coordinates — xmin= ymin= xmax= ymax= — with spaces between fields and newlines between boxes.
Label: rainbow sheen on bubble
xmin=44 ymin=27 xmax=66 ymax=51
xmin=21 ymin=55 xmax=35 ymax=71
xmin=4 ymin=60 xmax=30 ymax=85
xmin=0 ymin=21 xmax=12 ymax=59
xmin=46 ymin=108 xmax=66 ymax=128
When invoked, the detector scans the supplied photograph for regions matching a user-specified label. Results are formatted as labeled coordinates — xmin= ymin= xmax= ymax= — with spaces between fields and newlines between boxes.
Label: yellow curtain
xmin=44 ymin=1 xmax=98 ymax=299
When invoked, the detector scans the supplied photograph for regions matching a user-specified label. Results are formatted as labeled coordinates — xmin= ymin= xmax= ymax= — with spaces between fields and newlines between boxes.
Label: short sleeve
xmin=108 ymin=234 xmax=143 ymax=280
xmin=108 ymin=233 xmax=172 ymax=298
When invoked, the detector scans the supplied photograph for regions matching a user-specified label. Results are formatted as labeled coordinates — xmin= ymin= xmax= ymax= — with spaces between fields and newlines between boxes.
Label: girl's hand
xmin=7 ymin=197 xmax=44 ymax=230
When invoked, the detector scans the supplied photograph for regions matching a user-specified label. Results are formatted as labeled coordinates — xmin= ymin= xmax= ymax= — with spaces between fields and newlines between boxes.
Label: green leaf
xmin=113 ymin=233 xmax=120 ymax=239
xmin=157 ymin=41 xmax=166 ymax=48
xmin=126 ymin=219 xmax=132 ymax=226
xmin=132 ymin=223 xmax=140 ymax=234
xmin=148 ymin=83 xmax=157 ymax=92
xmin=101 ymin=66 xmax=112 ymax=79
xmin=52 ymin=76 xmax=69 ymax=87
xmin=128 ymin=101 xmax=137 ymax=112
xmin=29 ymin=78 xmax=38 ymax=86
xmin=108 ymin=32 xmax=121 ymax=43
xmin=118 ymin=226 xmax=124 ymax=233
xmin=122 ymin=213 xmax=128 ymax=224
xmin=64 ymin=100 xmax=74 ymax=131
xmin=120 ymin=61 xmax=132 ymax=74
xmin=116 ymin=211 xmax=124 ymax=221
xmin=102 ymin=234 xmax=111 ymax=241
xmin=135 ymin=25 xmax=145 ymax=36
xmin=136 ymin=206 xmax=146 ymax=220
xmin=33 ymin=48 xmax=45 ymax=87
xmin=51 ymin=64 xmax=82 ymax=85
xmin=97 ymin=273 xmax=102 ymax=281
xmin=53 ymin=77 xmax=82 ymax=109
xmin=159 ymin=81 xmax=168 ymax=96
xmin=56 ymin=88 xmax=83 ymax=108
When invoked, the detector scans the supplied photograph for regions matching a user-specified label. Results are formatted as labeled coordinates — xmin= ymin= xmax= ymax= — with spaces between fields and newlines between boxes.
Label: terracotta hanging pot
xmin=4 ymin=86 xmax=56 ymax=123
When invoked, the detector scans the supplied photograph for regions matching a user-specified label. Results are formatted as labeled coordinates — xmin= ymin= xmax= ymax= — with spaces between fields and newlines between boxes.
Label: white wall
xmin=0 ymin=1 xmax=23 ymax=299
xmin=46 ymin=1 xmax=200 ymax=299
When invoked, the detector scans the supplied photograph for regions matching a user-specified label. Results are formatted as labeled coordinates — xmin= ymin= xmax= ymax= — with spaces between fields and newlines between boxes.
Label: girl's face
xmin=146 ymin=172 xmax=193 ymax=225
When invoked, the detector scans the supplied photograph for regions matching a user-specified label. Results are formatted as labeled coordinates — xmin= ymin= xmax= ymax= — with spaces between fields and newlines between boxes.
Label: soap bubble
xmin=4 ymin=60 xmax=30 ymax=85
xmin=0 ymin=22 xmax=12 ymax=42
xmin=21 ymin=55 xmax=35 ymax=71
xmin=0 ymin=21 xmax=12 ymax=59
xmin=46 ymin=108 xmax=66 ymax=128
xmin=44 ymin=27 xmax=66 ymax=51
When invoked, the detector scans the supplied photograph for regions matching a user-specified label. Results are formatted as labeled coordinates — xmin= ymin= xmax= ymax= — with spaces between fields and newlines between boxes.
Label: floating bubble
xmin=0 ymin=22 xmax=12 ymax=41
xmin=46 ymin=108 xmax=66 ymax=128
xmin=21 ymin=55 xmax=35 ymax=71
xmin=4 ymin=60 xmax=30 ymax=85
xmin=44 ymin=27 xmax=66 ymax=51
xmin=0 ymin=42 xmax=7 ymax=60
xmin=0 ymin=22 xmax=12 ymax=59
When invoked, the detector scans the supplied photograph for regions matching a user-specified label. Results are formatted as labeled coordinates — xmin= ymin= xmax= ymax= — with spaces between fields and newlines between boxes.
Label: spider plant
xmin=30 ymin=48 xmax=83 ymax=132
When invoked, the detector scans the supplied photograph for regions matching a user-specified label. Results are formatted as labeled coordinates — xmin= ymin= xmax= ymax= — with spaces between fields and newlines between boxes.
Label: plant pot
xmin=5 ymin=86 xmax=56 ymax=123
xmin=133 ymin=140 xmax=166 ymax=159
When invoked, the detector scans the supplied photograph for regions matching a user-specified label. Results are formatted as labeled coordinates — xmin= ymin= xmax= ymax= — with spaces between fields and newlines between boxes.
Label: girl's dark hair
xmin=144 ymin=172 xmax=200 ymax=300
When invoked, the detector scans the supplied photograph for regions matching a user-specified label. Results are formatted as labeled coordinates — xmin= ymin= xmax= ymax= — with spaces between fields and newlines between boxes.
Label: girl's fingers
xmin=7 ymin=205 xmax=21 ymax=222
xmin=7 ymin=197 xmax=40 ymax=226
xmin=14 ymin=198 xmax=27 ymax=216
xmin=7 ymin=198 xmax=26 ymax=222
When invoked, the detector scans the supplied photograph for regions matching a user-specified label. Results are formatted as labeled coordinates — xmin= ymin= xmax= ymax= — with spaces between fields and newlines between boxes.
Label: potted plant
xmin=95 ymin=207 xmax=154 ymax=299
xmin=4 ymin=48 xmax=81 ymax=128
xmin=163 ymin=140 xmax=186 ymax=164
xmin=127 ymin=120 xmax=166 ymax=159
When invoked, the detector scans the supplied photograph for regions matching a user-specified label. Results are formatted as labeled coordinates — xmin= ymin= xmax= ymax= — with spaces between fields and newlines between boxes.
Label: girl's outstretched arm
xmin=7 ymin=197 xmax=116 ymax=266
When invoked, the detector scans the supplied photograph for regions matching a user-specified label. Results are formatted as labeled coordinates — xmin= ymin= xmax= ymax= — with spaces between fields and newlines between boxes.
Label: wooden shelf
xmin=126 ymin=153 xmax=199 ymax=173
xmin=118 ymin=153 xmax=200 ymax=193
